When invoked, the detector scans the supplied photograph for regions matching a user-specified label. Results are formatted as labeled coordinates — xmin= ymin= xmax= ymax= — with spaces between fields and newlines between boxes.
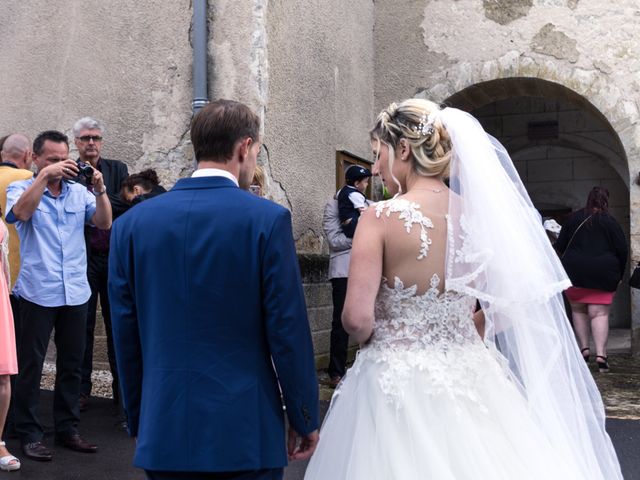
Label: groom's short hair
xmin=191 ymin=99 xmax=260 ymax=163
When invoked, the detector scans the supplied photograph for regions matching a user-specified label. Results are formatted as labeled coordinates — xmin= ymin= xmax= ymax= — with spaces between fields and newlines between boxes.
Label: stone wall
xmin=298 ymin=255 xmax=332 ymax=367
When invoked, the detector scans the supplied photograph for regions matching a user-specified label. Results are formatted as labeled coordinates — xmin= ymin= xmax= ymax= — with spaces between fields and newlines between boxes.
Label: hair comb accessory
xmin=413 ymin=112 xmax=437 ymax=137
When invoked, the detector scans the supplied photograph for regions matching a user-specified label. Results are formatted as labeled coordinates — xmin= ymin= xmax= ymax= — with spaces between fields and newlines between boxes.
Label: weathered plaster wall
xmin=209 ymin=0 xmax=375 ymax=250
xmin=375 ymin=0 xmax=640 ymax=351
xmin=265 ymin=0 xmax=375 ymax=250
xmin=0 ymin=1 xmax=194 ymax=185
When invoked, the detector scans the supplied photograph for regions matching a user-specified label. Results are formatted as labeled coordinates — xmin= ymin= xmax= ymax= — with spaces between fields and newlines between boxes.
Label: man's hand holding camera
xmin=41 ymin=158 xmax=80 ymax=182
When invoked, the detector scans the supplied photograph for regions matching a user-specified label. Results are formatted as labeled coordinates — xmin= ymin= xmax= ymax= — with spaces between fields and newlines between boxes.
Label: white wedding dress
xmin=304 ymin=198 xmax=613 ymax=480
xmin=305 ymin=107 xmax=621 ymax=480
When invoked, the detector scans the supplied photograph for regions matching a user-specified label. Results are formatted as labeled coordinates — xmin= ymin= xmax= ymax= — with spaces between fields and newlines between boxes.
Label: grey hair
xmin=72 ymin=117 xmax=105 ymax=137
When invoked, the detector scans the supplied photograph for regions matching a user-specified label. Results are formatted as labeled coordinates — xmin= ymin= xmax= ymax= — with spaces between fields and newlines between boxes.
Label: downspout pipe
xmin=192 ymin=0 xmax=209 ymax=116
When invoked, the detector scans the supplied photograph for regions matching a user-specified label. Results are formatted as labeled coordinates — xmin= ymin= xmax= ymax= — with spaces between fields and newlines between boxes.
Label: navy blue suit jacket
xmin=108 ymin=176 xmax=319 ymax=472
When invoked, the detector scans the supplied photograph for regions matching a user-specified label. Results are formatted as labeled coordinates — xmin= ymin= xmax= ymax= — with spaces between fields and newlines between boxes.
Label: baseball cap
xmin=345 ymin=165 xmax=372 ymax=182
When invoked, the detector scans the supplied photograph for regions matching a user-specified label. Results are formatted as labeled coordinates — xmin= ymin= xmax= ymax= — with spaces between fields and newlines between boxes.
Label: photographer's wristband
xmin=93 ymin=188 xmax=107 ymax=197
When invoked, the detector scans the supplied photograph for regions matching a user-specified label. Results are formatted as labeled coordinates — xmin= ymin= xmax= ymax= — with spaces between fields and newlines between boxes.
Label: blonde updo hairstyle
xmin=370 ymin=98 xmax=452 ymax=184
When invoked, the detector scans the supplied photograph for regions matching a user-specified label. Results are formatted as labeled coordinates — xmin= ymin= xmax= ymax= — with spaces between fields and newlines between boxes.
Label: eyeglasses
xmin=78 ymin=135 xmax=103 ymax=142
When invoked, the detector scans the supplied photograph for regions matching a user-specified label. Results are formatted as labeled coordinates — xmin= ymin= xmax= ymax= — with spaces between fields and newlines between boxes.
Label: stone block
xmin=512 ymin=146 xmax=547 ymax=162
xmin=526 ymin=180 xmax=593 ymax=210
xmin=298 ymin=254 xmax=329 ymax=283
xmin=573 ymin=156 xmax=618 ymax=180
xmin=557 ymin=110 xmax=593 ymax=133
xmin=545 ymin=146 xmax=583 ymax=159
xmin=610 ymin=283 xmax=631 ymax=329
xmin=601 ymin=178 xmax=629 ymax=208
xmin=495 ymin=96 xmax=546 ymax=115
xmin=583 ymin=132 xmax=625 ymax=154
xmin=500 ymin=113 xmax=530 ymax=137
xmin=312 ymin=329 xmax=331 ymax=357
xmin=527 ymin=158 xmax=572 ymax=182
xmin=308 ymin=305 xmax=332 ymax=332
xmin=304 ymin=282 xmax=332 ymax=308
xmin=476 ymin=116 xmax=502 ymax=137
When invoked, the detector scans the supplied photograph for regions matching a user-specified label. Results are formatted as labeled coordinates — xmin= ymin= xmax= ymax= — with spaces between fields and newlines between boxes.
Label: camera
xmin=72 ymin=160 xmax=94 ymax=184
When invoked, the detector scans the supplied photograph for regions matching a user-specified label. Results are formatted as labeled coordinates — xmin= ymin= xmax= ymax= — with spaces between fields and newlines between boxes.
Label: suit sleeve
xmin=262 ymin=209 xmax=319 ymax=435
xmin=108 ymin=218 xmax=143 ymax=437
xmin=322 ymin=200 xmax=352 ymax=253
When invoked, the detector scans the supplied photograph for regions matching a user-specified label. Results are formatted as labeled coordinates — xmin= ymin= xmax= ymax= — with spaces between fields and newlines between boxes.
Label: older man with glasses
xmin=72 ymin=117 xmax=129 ymax=414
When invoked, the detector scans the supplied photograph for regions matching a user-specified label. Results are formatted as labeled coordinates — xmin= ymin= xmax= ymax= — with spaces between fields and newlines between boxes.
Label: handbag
xmin=630 ymin=263 xmax=640 ymax=289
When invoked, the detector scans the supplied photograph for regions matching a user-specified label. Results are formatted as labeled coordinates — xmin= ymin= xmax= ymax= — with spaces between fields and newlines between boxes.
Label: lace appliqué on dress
xmin=375 ymin=199 xmax=434 ymax=259
xmin=352 ymin=274 xmax=509 ymax=415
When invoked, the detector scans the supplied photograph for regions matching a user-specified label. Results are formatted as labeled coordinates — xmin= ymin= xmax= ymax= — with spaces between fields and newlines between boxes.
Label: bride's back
xmin=378 ymin=189 xmax=449 ymax=296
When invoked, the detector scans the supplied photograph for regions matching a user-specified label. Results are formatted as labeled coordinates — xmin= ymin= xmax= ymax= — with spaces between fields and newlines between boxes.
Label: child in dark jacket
xmin=337 ymin=165 xmax=372 ymax=238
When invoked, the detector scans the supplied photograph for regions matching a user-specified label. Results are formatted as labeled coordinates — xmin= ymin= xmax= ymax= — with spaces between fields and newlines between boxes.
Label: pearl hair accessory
xmin=413 ymin=113 xmax=437 ymax=137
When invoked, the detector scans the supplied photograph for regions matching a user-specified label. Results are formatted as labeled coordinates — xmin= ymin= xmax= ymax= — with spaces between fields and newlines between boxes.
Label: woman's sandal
xmin=596 ymin=355 xmax=610 ymax=373
xmin=0 ymin=441 xmax=20 ymax=471
xmin=580 ymin=347 xmax=590 ymax=363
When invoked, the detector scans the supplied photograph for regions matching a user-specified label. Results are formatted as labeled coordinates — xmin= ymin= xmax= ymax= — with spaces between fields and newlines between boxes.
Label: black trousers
xmin=81 ymin=252 xmax=119 ymax=399
xmin=146 ymin=468 xmax=283 ymax=480
xmin=14 ymin=299 xmax=88 ymax=443
xmin=328 ymin=277 xmax=349 ymax=378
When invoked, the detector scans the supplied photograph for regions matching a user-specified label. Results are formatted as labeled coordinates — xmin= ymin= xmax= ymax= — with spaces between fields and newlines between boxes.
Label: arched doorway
xmin=444 ymin=78 xmax=630 ymax=329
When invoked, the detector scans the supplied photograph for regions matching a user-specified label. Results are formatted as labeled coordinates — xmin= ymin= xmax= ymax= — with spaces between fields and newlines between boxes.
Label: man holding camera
xmin=72 ymin=117 xmax=129 ymax=413
xmin=6 ymin=130 xmax=111 ymax=461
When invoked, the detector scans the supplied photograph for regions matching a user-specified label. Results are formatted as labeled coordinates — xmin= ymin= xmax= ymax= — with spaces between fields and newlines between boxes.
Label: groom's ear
xmin=236 ymin=137 xmax=252 ymax=163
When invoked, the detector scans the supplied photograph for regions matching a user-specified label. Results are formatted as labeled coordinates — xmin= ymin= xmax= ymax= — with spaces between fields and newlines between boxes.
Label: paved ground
xmin=7 ymin=329 xmax=638 ymax=479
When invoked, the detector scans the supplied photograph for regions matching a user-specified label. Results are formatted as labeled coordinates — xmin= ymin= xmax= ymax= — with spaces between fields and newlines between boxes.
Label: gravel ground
xmin=40 ymin=361 xmax=115 ymax=398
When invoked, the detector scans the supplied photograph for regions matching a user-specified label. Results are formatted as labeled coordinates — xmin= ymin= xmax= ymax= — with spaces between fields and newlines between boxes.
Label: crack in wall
xmin=259 ymin=143 xmax=292 ymax=210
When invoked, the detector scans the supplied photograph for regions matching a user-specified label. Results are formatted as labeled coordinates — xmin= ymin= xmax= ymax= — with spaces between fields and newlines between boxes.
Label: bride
xmin=304 ymin=98 xmax=622 ymax=479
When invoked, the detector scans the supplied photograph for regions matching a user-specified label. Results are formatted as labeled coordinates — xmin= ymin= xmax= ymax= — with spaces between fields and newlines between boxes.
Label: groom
xmin=109 ymin=99 xmax=319 ymax=480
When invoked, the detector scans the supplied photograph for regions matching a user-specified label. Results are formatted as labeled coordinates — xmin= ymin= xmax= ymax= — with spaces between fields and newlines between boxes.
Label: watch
xmin=93 ymin=188 xmax=107 ymax=197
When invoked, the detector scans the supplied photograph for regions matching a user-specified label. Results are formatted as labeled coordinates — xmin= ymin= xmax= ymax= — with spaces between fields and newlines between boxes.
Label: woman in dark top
xmin=555 ymin=187 xmax=627 ymax=373
xmin=121 ymin=169 xmax=167 ymax=206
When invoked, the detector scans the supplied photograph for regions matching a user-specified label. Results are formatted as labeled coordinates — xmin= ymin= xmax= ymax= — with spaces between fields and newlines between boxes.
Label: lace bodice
xmin=345 ymin=198 xmax=505 ymax=408
xmin=370 ymin=197 xmax=479 ymax=351
xmin=369 ymin=274 xmax=477 ymax=352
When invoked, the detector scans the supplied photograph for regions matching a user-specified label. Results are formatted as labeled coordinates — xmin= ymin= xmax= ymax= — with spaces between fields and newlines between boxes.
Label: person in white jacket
xmin=322 ymin=193 xmax=370 ymax=386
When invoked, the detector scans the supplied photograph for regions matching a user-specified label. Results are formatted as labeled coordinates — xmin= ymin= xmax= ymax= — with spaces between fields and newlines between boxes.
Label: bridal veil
xmin=442 ymin=106 xmax=622 ymax=479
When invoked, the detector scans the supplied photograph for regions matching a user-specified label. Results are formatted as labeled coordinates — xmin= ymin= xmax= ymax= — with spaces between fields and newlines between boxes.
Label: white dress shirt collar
xmin=192 ymin=168 xmax=239 ymax=187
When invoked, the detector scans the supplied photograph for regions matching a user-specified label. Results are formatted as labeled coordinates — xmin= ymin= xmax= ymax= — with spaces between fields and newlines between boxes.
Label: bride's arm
xmin=342 ymin=208 xmax=384 ymax=344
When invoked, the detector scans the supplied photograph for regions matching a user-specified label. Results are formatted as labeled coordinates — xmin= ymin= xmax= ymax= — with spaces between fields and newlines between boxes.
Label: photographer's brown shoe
xmin=55 ymin=432 xmax=97 ymax=453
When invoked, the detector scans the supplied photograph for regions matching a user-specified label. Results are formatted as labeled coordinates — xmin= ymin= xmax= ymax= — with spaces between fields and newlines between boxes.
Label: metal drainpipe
xmin=192 ymin=0 xmax=209 ymax=116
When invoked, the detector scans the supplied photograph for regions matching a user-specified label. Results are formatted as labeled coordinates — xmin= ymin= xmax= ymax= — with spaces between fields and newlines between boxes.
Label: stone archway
xmin=420 ymin=76 xmax=635 ymax=346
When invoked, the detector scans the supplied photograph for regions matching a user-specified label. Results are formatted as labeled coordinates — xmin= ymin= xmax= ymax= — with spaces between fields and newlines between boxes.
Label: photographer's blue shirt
xmin=6 ymin=178 xmax=97 ymax=307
